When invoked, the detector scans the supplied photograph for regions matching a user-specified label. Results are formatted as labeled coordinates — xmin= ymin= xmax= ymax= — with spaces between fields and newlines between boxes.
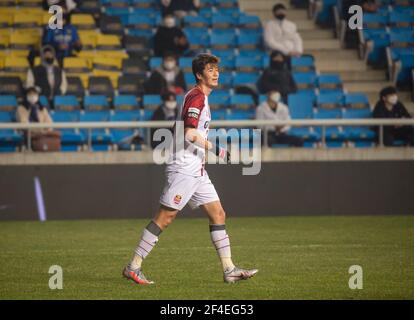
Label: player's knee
xmin=161 ymin=212 xmax=177 ymax=229
xmin=213 ymin=208 xmax=226 ymax=223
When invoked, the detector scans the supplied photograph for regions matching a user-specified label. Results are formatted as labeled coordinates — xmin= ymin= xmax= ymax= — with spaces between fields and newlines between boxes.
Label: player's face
xmin=201 ymin=63 xmax=219 ymax=88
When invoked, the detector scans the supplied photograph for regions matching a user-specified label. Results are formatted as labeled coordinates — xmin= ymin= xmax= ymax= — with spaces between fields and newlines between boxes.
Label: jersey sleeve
xmin=182 ymin=92 xmax=205 ymax=128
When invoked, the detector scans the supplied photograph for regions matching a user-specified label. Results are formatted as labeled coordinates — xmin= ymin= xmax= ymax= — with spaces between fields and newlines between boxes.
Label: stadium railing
xmin=1 ymin=119 xmax=414 ymax=150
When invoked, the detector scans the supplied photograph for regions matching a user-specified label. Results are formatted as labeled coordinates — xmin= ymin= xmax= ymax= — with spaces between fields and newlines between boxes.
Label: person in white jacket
xmin=264 ymin=3 xmax=303 ymax=57
xmin=256 ymin=90 xmax=304 ymax=147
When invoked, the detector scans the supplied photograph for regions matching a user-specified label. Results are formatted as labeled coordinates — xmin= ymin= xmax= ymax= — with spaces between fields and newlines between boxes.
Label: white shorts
xmin=159 ymin=171 xmax=220 ymax=211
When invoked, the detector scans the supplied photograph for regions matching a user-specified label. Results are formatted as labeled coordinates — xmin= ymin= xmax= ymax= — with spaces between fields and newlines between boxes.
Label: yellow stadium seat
xmin=17 ymin=0 xmax=43 ymax=7
xmin=76 ymin=50 xmax=97 ymax=68
xmin=71 ymin=14 xmax=96 ymax=30
xmin=93 ymin=56 xmax=122 ymax=71
xmin=9 ymin=32 xmax=40 ymax=54
xmin=0 ymin=33 xmax=9 ymax=49
xmin=3 ymin=55 xmax=29 ymax=80
xmin=0 ymin=57 xmax=4 ymax=70
xmin=63 ymin=57 xmax=90 ymax=88
xmin=96 ymin=34 xmax=121 ymax=50
xmin=0 ymin=13 xmax=12 ymax=28
xmin=92 ymin=69 xmax=119 ymax=88
xmin=78 ymin=33 xmax=96 ymax=50
xmin=13 ymin=12 xmax=43 ymax=28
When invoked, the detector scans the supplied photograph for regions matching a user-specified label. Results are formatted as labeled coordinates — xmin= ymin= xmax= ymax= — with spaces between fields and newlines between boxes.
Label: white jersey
xmin=166 ymin=86 xmax=211 ymax=177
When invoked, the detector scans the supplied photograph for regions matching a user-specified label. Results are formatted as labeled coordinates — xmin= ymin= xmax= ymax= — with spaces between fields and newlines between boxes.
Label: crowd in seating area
xmin=0 ymin=0 xmax=413 ymax=152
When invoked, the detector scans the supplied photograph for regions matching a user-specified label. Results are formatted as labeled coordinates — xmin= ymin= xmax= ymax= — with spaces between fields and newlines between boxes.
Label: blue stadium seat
xmin=183 ymin=15 xmax=210 ymax=28
xmin=0 ymin=112 xmax=13 ymax=122
xmin=210 ymin=50 xmax=235 ymax=70
xmin=186 ymin=32 xmax=210 ymax=50
xmin=143 ymin=94 xmax=162 ymax=110
xmin=113 ymin=95 xmax=139 ymax=111
xmin=211 ymin=14 xmax=237 ymax=29
xmin=0 ymin=129 xmax=23 ymax=152
xmin=344 ymin=93 xmax=370 ymax=109
xmin=210 ymin=31 xmax=237 ymax=50
xmin=390 ymin=11 xmax=414 ymax=29
xmin=317 ymin=74 xmax=343 ymax=94
xmin=101 ymin=0 xmax=129 ymax=8
xmin=293 ymin=72 xmax=317 ymax=94
xmin=343 ymin=108 xmax=376 ymax=142
xmin=233 ymin=72 xmax=260 ymax=87
xmin=317 ymin=92 xmax=344 ymax=109
xmin=127 ymin=29 xmax=154 ymax=39
xmin=199 ymin=7 xmax=215 ymax=20
xmin=314 ymin=108 xmax=346 ymax=144
xmin=211 ymin=109 xmax=228 ymax=120
xmin=228 ymin=94 xmax=255 ymax=119
xmin=238 ymin=14 xmax=262 ymax=30
xmin=287 ymin=93 xmax=317 ymax=142
xmin=237 ymin=32 xmax=262 ymax=50
xmin=54 ymin=95 xmax=80 ymax=112
xmin=39 ymin=95 xmax=50 ymax=109
xmin=184 ymin=73 xmax=197 ymax=86
xmin=110 ymin=111 xmax=141 ymax=147
xmin=219 ymin=7 xmax=241 ymax=18
xmin=80 ymin=111 xmax=113 ymax=150
xmin=209 ymin=91 xmax=230 ymax=110
xmin=84 ymin=95 xmax=110 ymax=111
xmin=291 ymin=56 xmax=315 ymax=73
xmin=126 ymin=14 xmax=155 ymax=29
xmin=235 ymin=56 xmax=263 ymax=72
xmin=51 ymin=111 xmax=84 ymax=151
xmin=216 ymin=0 xmax=239 ymax=8
xmin=363 ymin=13 xmax=389 ymax=30
xmin=130 ymin=0 xmax=156 ymax=9
xmin=238 ymin=49 xmax=266 ymax=60
xmin=363 ymin=29 xmax=390 ymax=65
xmin=149 ymin=57 xmax=163 ymax=69
xmin=0 ymin=95 xmax=17 ymax=112
xmin=216 ymin=72 xmax=233 ymax=90
xmin=179 ymin=57 xmax=194 ymax=73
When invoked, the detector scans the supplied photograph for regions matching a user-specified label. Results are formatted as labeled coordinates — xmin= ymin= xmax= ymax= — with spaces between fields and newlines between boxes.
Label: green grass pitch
xmin=0 ymin=215 xmax=413 ymax=299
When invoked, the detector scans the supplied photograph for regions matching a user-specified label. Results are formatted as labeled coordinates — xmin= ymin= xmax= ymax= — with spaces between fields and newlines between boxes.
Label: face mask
xmin=164 ymin=60 xmax=176 ymax=70
xmin=165 ymin=101 xmax=177 ymax=110
xmin=387 ymin=95 xmax=398 ymax=105
xmin=45 ymin=57 xmax=54 ymax=65
xmin=270 ymin=92 xmax=281 ymax=104
xmin=27 ymin=94 xmax=39 ymax=105
xmin=275 ymin=14 xmax=286 ymax=20
xmin=164 ymin=18 xmax=175 ymax=28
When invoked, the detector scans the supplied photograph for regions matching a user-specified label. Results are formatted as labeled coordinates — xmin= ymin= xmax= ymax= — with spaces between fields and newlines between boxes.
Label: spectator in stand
xmin=42 ymin=10 xmax=82 ymax=65
xmin=256 ymin=90 xmax=303 ymax=147
xmin=144 ymin=52 xmax=187 ymax=95
xmin=360 ymin=0 xmax=378 ymax=13
xmin=264 ymin=3 xmax=303 ymax=58
xmin=161 ymin=0 xmax=200 ymax=19
xmin=150 ymin=90 xmax=179 ymax=149
xmin=257 ymin=51 xmax=297 ymax=100
xmin=26 ymin=45 xmax=67 ymax=107
xmin=154 ymin=14 xmax=190 ymax=57
xmin=43 ymin=0 xmax=78 ymax=12
xmin=373 ymin=86 xmax=414 ymax=146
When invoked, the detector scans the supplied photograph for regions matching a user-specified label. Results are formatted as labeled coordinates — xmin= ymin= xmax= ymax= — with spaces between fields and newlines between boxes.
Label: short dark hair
xmin=273 ymin=3 xmax=286 ymax=12
xmin=192 ymin=53 xmax=220 ymax=83
xmin=380 ymin=86 xmax=397 ymax=98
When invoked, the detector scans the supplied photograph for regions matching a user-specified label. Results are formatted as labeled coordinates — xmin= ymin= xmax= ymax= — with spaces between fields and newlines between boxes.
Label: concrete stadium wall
xmin=1 ymin=161 xmax=414 ymax=221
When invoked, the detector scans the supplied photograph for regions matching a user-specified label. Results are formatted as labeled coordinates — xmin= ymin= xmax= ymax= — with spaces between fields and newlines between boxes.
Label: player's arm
xmin=185 ymin=128 xmax=230 ymax=162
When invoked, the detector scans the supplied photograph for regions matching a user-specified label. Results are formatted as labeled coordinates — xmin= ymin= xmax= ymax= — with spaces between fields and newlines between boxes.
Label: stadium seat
xmin=0 ymin=95 xmax=18 ymax=112
xmin=130 ymin=0 xmax=154 ymax=9
xmin=0 ymin=76 xmax=23 ymax=99
xmin=293 ymin=72 xmax=317 ymax=94
xmin=113 ymin=95 xmax=139 ymax=111
xmin=83 ymin=95 xmax=110 ymax=111
xmin=66 ymin=76 xmax=86 ymax=100
xmin=316 ymin=92 xmax=344 ymax=109
xmin=291 ymin=56 xmax=316 ymax=73
xmin=149 ymin=57 xmax=162 ymax=69
xmin=122 ymin=57 xmax=148 ymax=77
xmin=233 ymin=72 xmax=260 ymax=87
xmin=344 ymin=93 xmax=370 ymax=109
xmin=216 ymin=0 xmax=239 ymax=8
xmin=99 ymin=14 xmax=124 ymax=35
xmin=88 ymin=76 xmax=115 ymax=99
xmin=118 ymin=74 xmax=145 ymax=96
xmin=210 ymin=31 xmax=237 ymax=50
xmin=96 ymin=34 xmax=122 ymax=50
xmin=238 ymin=14 xmax=262 ymax=31
xmin=123 ymin=35 xmax=152 ymax=58
xmin=126 ymin=14 xmax=155 ymax=30
xmin=237 ymin=32 xmax=262 ymax=50
xmin=215 ymin=72 xmax=233 ymax=90
xmin=110 ymin=111 xmax=141 ymax=149
xmin=63 ymin=57 xmax=90 ymax=88
xmin=143 ymin=94 xmax=162 ymax=111
xmin=288 ymin=93 xmax=314 ymax=119
xmin=211 ymin=14 xmax=237 ymax=29
xmin=71 ymin=14 xmax=96 ymax=30
xmin=80 ymin=111 xmax=113 ymax=151
xmin=235 ymin=56 xmax=263 ymax=73
xmin=0 ymin=129 xmax=23 ymax=152
xmin=78 ymin=0 xmax=101 ymax=15
xmin=183 ymin=15 xmax=210 ymax=28
xmin=54 ymin=95 xmax=81 ymax=112
xmin=179 ymin=57 xmax=194 ymax=73
xmin=343 ymin=108 xmax=376 ymax=143
xmin=314 ymin=108 xmax=346 ymax=144
xmin=209 ymin=91 xmax=230 ymax=110
xmin=184 ymin=73 xmax=197 ymax=86
xmin=0 ymin=111 xmax=13 ymax=122
xmin=51 ymin=111 xmax=84 ymax=151
xmin=317 ymin=74 xmax=343 ymax=94
xmin=13 ymin=11 xmax=42 ymax=29
xmin=3 ymin=55 xmax=29 ymax=79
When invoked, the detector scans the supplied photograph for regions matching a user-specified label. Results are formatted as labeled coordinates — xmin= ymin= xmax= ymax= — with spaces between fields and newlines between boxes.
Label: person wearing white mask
xmin=255 ymin=90 xmax=304 ymax=147
xmin=373 ymin=86 xmax=414 ymax=146
xmin=154 ymin=14 xmax=189 ymax=57
xmin=150 ymin=91 xmax=179 ymax=149
xmin=145 ymin=52 xmax=187 ymax=95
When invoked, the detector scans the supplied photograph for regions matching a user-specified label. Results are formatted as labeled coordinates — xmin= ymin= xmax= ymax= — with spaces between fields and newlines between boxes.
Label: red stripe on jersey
xmin=182 ymin=87 xmax=205 ymax=128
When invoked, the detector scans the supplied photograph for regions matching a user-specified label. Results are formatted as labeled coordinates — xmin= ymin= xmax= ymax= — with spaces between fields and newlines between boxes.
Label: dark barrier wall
xmin=1 ymin=161 xmax=414 ymax=221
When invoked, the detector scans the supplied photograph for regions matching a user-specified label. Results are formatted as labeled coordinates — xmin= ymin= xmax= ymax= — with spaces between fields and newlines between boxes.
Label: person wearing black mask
xmin=373 ymin=86 xmax=414 ymax=146
xmin=26 ymin=45 xmax=68 ymax=107
xmin=153 ymin=14 xmax=190 ymax=57
xmin=150 ymin=90 xmax=179 ymax=149
xmin=264 ymin=3 xmax=303 ymax=57
xmin=257 ymin=51 xmax=297 ymax=99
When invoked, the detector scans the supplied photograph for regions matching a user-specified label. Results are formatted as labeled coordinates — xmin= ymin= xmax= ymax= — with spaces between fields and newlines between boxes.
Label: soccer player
xmin=123 ymin=54 xmax=258 ymax=285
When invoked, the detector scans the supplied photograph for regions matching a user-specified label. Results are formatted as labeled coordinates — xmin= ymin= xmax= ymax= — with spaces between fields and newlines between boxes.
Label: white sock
xmin=210 ymin=224 xmax=235 ymax=272
xmin=130 ymin=221 xmax=162 ymax=269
